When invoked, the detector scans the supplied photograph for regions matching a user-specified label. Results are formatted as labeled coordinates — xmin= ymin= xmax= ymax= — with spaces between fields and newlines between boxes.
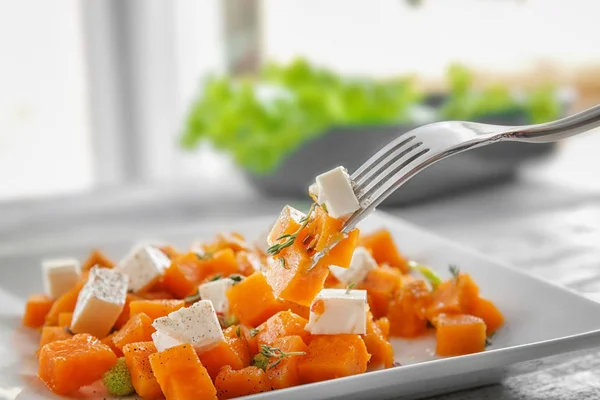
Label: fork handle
xmin=508 ymin=104 xmax=600 ymax=143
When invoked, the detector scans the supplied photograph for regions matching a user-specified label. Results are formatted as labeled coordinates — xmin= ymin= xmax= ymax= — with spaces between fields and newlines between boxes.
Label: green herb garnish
xmin=345 ymin=283 xmax=356 ymax=294
xmin=222 ymin=315 xmax=239 ymax=328
xmin=259 ymin=345 xmax=306 ymax=370
xmin=196 ymin=251 xmax=214 ymax=261
xmin=184 ymin=292 xmax=201 ymax=303
xmin=267 ymin=203 xmax=317 ymax=256
xmin=449 ymin=265 xmax=460 ymax=282
xmin=210 ymin=274 xmax=222 ymax=281
xmin=230 ymin=274 xmax=244 ymax=283
xmin=249 ymin=328 xmax=260 ymax=338
xmin=252 ymin=353 xmax=269 ymax=371
xmin=409 ymin=261 xmax=442 ymax=289
xmin=236 ymin=325 xmax=241 ymax=337
xmin=278 ymin=257 xmax=288 ymax=269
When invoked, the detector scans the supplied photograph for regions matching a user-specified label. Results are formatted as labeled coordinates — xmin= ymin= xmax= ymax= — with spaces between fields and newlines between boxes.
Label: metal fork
xmin=341 ymin=104 xmax=600 ymax=233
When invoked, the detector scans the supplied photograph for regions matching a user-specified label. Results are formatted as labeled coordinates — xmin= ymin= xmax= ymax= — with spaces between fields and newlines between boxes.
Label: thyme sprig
xmin=449 ymin=265 xmax=460 ymax=282
xmin=267 ymin=203 xmax=317 ymax=256
xmin=259 ymin=345 xmax=306 ymax=370
xmin=345 ymin=283 xmax=356 ymax=294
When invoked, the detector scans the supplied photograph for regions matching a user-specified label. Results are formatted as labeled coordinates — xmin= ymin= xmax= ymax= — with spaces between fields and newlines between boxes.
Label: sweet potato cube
xmin=434 ymin=314 xmax=487 ymax=356
xmin=426 ymin=273 xmax=480 ymax=319
xmin=129 ymin=299 xmax=185 ymax=320
xmin=363 ymin=312 xmax=394 ymax=368
xmin=57 ymin=312 xmax=73 ymax=327
xmin=123 ymin=341 xmax=163 ymax=399
xmin=39 ymin=326 xmax=72 ymax=350
xmin=359 ymin=266 xmax=404 ymax=318
xmin=112 ymin=312 xmax=154 ymax=351
xmin=45 ymin=281 xmax=84 ymax=326
xmin=359 ymin=229 xmax=409 ymax=273
xmin=387 ymin=280 xmax=432 ymax=338
xmin=149 ymin=344 xmax=217 ymax=400
xmin=470 ymin=297 xmax=504 ymax=334
xmin=100 ymin=331 xmax=123 ymax=356
xmin=267 ymin=335 xmax=308 ymax=389
xmin=227 ymin=272 xmax=284 ymax=326
xmin=199 ymin=325 xmax=251 ymax=380
xmin=81 ymin=249 xmax=114 ymax=271
xmin=298 ymin=334 xmax=370 ymax=383
xmin=114 ymin=293 xmax=141 ymax=329
xmin=38 ymin=333 xmax=117 ymax=395
xmin=163 ymin=250 xmax=238 ymax=298
xmin=23 ymin=294 xmax=54 ymax=328
xmin=255 ymin=310 xmax=309 ymax=348
xmin=215 ymin=365 xmax=272 ymax=399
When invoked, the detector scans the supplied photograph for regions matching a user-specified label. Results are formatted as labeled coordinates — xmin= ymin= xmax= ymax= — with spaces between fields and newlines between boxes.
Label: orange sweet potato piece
xmin=39 ymin=326 xmax=72 ymax=350
xmin=45 ymin=280 xmax=84 ymax=326
xmin=267 ymin=335 xmax=308 ymax=389
xmin=149 ymin=344 xmax=217 ymax=400
xmin=81 ymin=249 xmax=114 ymax=271
xmin=376 ymin=317 xmax=390 ymax=339
xmin=38 ymin=333 xmax=117 ymax=395
xmin=227 ymin=272 xmax=285 ymax=326
xmin=359 ymin=229 xmax=409 ymax=273
xmin=282 ymin=300 xmax=310 ymax=320
xmin=100 ymin=332 xmax=123 ymax=356
xmin=129 ymin=299 xmax=185 ymax=320
xmin=255 ymin=310 xmax=309 ymax=347
xmin=215 ymin=365 xmax=272 ymax=399
xmin=359 ymin=266 xmax=404 ymax=318
xmin=387 ymin=280 xmax=432 ymax=338
xmin=265 ymin=205 xmax=360 ymax=307
xmin=208 ymin=232 xmax=251 ymax=254
xmin=426 ymin=273 xmax=480 ymax=320
xmin=57 ymin=312 xmax=73 ymax=327
xmin=114 ymin=293 xmax=141 ymax=329
xmin=363 ymin=312 xmax=394 ymax=368
xmin=470 ymin=297 xmax=504 ymax=334
xmin=139 ymin=290 xmax=175 ymax=300
xmin=298 ymin=334 xmax=370 ymax=383
xmin=199 ymin=325 xmax=251 ymax=380
xmin=123 ymin=341 xmax=163 ymax=399
xmin=112 ymin=312 xmax=154 ymax=351
xmin=239 ymin=325 xmax=259 ymax=356
xmin=434 ymin=314 xmax=487 ymax=356
xmin=163 ymin=249 xmax=239 ymax=298
xmin=23 ymin=294 xmax=54 ymax=328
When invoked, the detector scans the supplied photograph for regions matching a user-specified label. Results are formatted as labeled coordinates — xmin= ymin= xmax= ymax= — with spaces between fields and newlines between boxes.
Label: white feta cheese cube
xmin=42 ymin=258 xmax=81 ymax=299
xmin=116 ymin=246 xmax=170 ymax=292
xmin=329 ymin=247 xmax=377 ymax=285
xmin=314 ymin=166 xmax=360 ymax=220
xmin=305 ymin=288 xmax=367 ymax=335
xmin=268 ymin=205 xmax=306 ymax=246
xmin=152 ymin=300 xmax=225 ymax=354
xmin=198 ymin=277 xmax=242 ymax=314
xmin=71 ymin=266 xmax=128 ymax=338
xmin=152 ymin=330 xmax=185 ymax=353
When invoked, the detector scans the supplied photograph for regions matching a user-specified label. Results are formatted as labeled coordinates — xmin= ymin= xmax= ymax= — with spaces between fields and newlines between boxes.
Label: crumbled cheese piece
xmin=314 ymin=166 xmax=360 ymax=219
xmin=42 ymin=258 xmax=81 ymax=299
xmin=116 ymin=246 xmax=170 ymax=292
xmin=198 ymin=277 xmax=241 ymax=314
xmin=71 ymin=266 xmax=128 ymax=338
xmin=152 ymin=300 xmax=224 ymax=354
xmin=329 ymin=247 xmax=377 ymax=285
xmin=305 ymin=288 xmax=367 ymax=335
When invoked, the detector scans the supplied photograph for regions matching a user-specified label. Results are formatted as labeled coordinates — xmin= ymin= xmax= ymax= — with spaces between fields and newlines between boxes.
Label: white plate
xmin=2 ymin=211 xmax=600 ymax=400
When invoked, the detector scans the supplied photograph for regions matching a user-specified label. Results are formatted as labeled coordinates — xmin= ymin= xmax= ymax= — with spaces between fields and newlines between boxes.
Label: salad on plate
xmin=22 ymin=166 xmax=504 ymax=399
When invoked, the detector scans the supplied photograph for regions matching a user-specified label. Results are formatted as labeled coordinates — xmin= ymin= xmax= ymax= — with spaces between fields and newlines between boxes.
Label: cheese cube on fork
xmin=310 ymin=166 xmax=360 ymax=220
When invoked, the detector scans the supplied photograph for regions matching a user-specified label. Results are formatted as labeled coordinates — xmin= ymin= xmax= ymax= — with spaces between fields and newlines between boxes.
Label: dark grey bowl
xmin=246 ymin=112 xmax=556 ymax=206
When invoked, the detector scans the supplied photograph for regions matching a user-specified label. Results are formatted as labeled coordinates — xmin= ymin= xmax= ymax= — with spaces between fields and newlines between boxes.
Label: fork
xmin=341 ymin=104 xmax=600 ymax=233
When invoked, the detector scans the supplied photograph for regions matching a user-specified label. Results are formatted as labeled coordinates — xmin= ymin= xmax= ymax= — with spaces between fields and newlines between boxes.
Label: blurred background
xmin=1 ymin=0 xmax=600 ymax=204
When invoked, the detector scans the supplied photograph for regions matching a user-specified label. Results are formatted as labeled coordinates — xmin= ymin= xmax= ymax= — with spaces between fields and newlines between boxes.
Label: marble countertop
xmin=1 ymin=133 xmax=599 ymax=399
